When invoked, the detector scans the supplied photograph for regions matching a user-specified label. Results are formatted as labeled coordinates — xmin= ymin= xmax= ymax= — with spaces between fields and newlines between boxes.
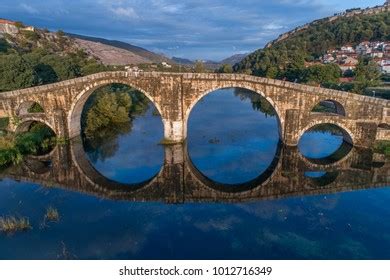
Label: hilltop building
xmin=0 ymin=19 xmax=35 ymax=35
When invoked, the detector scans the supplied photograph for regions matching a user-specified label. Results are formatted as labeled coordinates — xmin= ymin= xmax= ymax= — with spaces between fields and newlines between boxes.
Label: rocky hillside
xmin=0 ymin=19 xmax=171 ymax=66
xmin=220 ymin=53 xmax=247 ymax=65
xmin=172 ymin=53 xmax=247 ymax=70
xmin=68 ymin=33 xmax=172 ymax=65
xmin=0 ymin=20 xmax=109 ymax=92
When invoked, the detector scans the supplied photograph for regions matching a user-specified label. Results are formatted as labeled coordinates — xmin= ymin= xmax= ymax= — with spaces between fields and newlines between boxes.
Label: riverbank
xmin=0 ymin=122 xmax=57 ymax=167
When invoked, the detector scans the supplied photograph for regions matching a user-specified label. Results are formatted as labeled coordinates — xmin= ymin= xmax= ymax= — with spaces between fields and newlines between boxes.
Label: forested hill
xmin=0 ymin=25 xmax=110 ymax=92
xmin=234 ymin=8 xmax=390 ymax=79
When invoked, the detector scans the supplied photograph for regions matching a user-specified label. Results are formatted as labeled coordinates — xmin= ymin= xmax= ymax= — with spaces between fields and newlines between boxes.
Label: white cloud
xmin=110 ymin=6 xmax=139 ymax=19
xmin=20 ymin=3 xmax=39 ymax=14
xmin=263 ymin=23 xmax=284 ymax=31
xmin=151 ymin=0 xmax=184 ymax=14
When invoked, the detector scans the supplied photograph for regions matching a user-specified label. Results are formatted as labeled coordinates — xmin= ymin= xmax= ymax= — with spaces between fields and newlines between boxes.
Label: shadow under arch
xmin=378 ymin=123 xmax=390 ymax=129
xmin=69 ymin=137 xmax=164 ymax=194
xmin=184 ymin=86 xmax=284 ymax=140
xmin=68 ymin=79 xmax=164 ymax=139
xmin=311 ymin=99 xmax=346 ymax=116
xmin=184 ymin=141 xmax=283 ymax=194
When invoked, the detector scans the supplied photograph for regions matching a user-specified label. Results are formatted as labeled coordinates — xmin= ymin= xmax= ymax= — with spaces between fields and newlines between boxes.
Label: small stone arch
xmin=376 ymin=123 xmax=390 ymax=141
xmin=15 ymin=118 xmax=57 ymax=135
xmin=298 ymin=121 xmax=354 ymax=146
xmin=184 ymin=85 xmax=284 ymax=139
xmin=311 ymin=99 xmax=346 ymax=116
xmin=378 ymin=123 xmax=390 ymax=129
xmin=17 ymin=101 xmax=45 ymax=116
xmin=68 ymin=79 xmax=163 ymax=138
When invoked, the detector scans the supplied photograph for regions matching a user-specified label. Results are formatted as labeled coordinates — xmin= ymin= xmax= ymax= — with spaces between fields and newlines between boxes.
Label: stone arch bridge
xmin=0 ymin=71 xmax=389 ymax=147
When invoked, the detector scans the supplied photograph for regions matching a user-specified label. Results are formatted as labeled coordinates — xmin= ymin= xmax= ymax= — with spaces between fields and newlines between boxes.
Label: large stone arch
xmin=67 ymin=78 xmax=164 ymax=138
xmin=298 ymin=120 xmax=355 ymax=146
xmin=184 ymin=84 xmax=284 ymax=139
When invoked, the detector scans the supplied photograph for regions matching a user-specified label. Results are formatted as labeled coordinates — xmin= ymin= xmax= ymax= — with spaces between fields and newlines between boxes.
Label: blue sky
xmin=0 ymin=0 xmax=385 ymax=60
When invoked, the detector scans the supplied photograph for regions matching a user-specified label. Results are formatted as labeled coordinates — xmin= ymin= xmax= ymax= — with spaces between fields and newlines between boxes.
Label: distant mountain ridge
xmin=220 ymin=53 xmax=247 ymax=65
xmin=68 ymin=33 xmax=172 ymax=65
xmin=172 ymin=53 xmax=247 ymax=69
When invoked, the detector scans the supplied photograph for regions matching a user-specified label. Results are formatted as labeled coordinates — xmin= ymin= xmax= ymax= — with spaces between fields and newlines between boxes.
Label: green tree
xmin=353 ymin=58 xmax=381 ymax=94
xmin=217 ymin=64 xmax=233 ymax=73
xmin=84 ymin=92 xmax=132 ymax=137
xmin=303 ymin=64 xmax=341 ymax=85
xmin=194 ymin=61 xmax=206 ymax=73
xmin=0 ymin=54 xmax=35 ymax=91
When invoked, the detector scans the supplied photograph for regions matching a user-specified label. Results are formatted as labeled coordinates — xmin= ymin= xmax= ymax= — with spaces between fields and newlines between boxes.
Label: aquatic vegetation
xmin=0 ymin=216 xmax=32 ymax=234
xmin=45 ymin=207 xmax=60 ymax=222
xmin=208 ymin=137 xmax=221 ymax=144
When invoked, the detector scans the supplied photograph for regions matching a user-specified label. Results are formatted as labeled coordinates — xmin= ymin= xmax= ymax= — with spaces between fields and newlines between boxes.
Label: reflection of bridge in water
xmin=1 ymin=139 xmax=389 ymax=203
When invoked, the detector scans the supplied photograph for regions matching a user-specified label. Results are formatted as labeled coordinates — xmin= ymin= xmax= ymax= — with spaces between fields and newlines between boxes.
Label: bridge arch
xmin=67 ymin=79 xmax=163 ymax=138
xmin=184 ymin=85 xmax=284 ymax=139
xmin=15 ymin=118 xmax=56 ymax=135
xmin=311 ymin=99 xmax=346 ymax=116
xmin=17 ymin=101 xmax=45 ymax=116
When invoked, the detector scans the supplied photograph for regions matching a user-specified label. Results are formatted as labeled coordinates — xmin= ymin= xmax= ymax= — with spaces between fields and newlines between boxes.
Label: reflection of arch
xmin=68 ymin=80 xmax=163 ymax=138
xmin=26 ymin=145 xmax=59 ymax=161
xmin=311 ymin=100 xmax=346 ymax=116
xmin=184 ymin=141 xmax=283 ymax=194
xmin=69 ymin=138 xmax=164 ymax=194
xmin=185 ymin=86 xmax=284 ymax=139
xmin=4 ymin=140 xmax=388 ymax=203
xmin=304 ymin=171 xmax=340 ymax=187
xmin=17 ymin=101 xmax=44 ymax=116
xmin=23 ymin=158 xmax=52 ymax=175
xmin=301 ymin=141 xmax=353 ymax=166
xmin=298 ymin=121 xmax=354 ymax=145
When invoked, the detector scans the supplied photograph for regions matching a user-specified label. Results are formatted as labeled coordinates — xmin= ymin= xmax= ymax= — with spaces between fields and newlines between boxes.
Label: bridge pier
xmin=162 ymin=119 xmax=186 ymax=143
xmin=283 ymin=109 xmax=301 ymax=146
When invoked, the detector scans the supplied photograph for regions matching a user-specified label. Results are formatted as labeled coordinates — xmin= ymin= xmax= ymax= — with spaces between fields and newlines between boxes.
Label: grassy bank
xmin=374 ymin=141 xmax=390 ymax=158
xmin=0 ymin=122 xmax=57 ymax=167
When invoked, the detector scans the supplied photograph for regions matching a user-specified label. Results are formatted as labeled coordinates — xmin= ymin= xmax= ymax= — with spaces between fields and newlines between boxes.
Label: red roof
xmin=0 ymin=19 xmax=16 ymax=25
xmin=339 ymin=77 xmax=355 ymax=82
